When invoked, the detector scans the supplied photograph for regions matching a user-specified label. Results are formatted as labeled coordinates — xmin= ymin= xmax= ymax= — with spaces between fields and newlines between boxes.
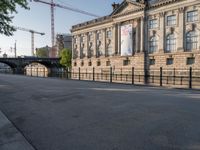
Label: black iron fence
xmin=0 ymin=67 xmax=200 ymax=89
xmin=69 ymin=67 xmax=200 ymax=89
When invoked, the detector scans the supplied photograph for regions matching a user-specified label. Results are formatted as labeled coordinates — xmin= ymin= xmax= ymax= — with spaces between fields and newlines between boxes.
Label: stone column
xmin=85 ymin=33 xmax=89 ymax=58
xmin=117 ymin=23 xmax=121 ymax=55
xmin=112 ymin=24 xmax=118 ymax=55
xmin=140 ymin=17 xmax=144 ymax=52
xmin=78 ymin=35 xmax=81 ymax=59
xmin=93 ymin=31 xmax=97 ymax=57
xmin=102 ymin=29 xmax=107 ymax=56
xmin=159 ymin=12 xmax=165 ymax=53
xmin=178 ymin=7 xmax=185 ymax=51
xmin=72 ymin=36 xmax=74 ymax=59
xmin=135 ymin=19 xmax=139 ymax=53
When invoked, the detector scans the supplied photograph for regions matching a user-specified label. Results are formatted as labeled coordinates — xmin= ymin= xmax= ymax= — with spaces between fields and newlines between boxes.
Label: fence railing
xmin=0 ymin=67 xmax=200 ymax=89
xmin=69 ymin=67 xmax=199 ymax=89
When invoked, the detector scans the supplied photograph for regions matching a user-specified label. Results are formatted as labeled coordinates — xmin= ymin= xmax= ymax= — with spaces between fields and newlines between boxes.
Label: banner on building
xmin=121 ymin=24 xmax=133 ymax=56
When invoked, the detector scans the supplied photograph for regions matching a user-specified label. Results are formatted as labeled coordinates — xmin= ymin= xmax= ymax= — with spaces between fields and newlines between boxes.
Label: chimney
xmin=112 ymin=2 xmax=120 ymax=11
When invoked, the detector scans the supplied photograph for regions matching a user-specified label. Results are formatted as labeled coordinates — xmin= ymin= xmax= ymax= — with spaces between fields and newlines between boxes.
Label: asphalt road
xmin=0 ymin=74 xmax=200 ymax=150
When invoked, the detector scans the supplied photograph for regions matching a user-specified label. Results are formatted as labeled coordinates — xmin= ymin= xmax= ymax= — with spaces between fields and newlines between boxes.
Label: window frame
xmin=148 ymin=19 xmax=158 ymax=29
xmin=187 ymin=10 xmax=198 ymax=22
xmin=149 ymin=36 xmax=158 ymax=53
xmin=167 ymin=15 xmax=176 ymax=26
xmin=186 ymin=31 xmax=198 ymax=51
xmin=166 ymin=34 xmax=176 ymax=53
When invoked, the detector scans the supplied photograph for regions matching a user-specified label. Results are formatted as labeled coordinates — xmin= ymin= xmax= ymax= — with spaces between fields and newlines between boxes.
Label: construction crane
xmin=14 ymin=26 xmax=45 ymax=56
xmin=31 ymin=0 xmax=99 ymax=48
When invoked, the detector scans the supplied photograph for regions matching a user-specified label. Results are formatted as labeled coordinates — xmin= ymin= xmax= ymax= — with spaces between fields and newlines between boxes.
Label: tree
xmin=59 ymin=48 xmax=72 ymax=68
xmin=0 ymin=0 xmax=29 ymax=36
xmin=36 ymin=48 xmax=49 ymax=58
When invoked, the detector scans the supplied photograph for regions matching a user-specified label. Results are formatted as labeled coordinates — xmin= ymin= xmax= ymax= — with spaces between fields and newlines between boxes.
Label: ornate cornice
xmin=71 ymin=0 xmax=187 ymax=32
xmin=148 ymin=0 xmax=186 ymax=9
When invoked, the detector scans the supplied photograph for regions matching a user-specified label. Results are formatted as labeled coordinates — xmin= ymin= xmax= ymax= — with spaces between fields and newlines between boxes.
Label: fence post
xmin=173 ymin=68 xmax=175 ymax=85
xmin=132 ymin=67 xmax=134 ymax=85
xmin=66 ymin=67 xmax=68 ymax=79
xmin=93 ymin=67 xmax=95 ymax=81
xmin=110 ymin=67 xmax=112 ymax=83
xmin=189 ymin=67 xmax=192 ymax=89
xmin=31 ymin=66 xmax=32 ymax=77
xmin=78 ymin=67 xmax=80 ymax=80
xmin=160 ymin=67 xmax=163 ymax=87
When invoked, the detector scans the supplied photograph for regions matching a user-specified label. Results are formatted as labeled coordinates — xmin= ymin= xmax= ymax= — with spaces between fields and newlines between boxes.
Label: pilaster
xmin=78 ymin=35 xmax=81 ymax=59
xmin=159 ymin=12 xmax=165 ymax=53
xmin=140 ymin=17 xmax=144 ymax=52
xmin=117 ymin=23 xmax=121 ymax=55
xmin=112 ymin=24 xmax=118 ymax=55
xmin=103 ymin=29 xmax=107 ymax=56
xmin=94 ymin=31 xmax=97 ymax=57
xmin=178 ymin=7 xmax=185 ymax=51
xmin=135 ymin=19 xmax=139 ymax=53
xmin=85 ymin=33 xmax=89 ymax=57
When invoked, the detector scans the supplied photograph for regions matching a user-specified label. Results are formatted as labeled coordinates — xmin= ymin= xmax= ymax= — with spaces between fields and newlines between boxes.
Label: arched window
xmin=186 ymin=31 xmax=198 ymax=51
xmin=149 ymin=36 xmax=157 ymax=53
xmin=166 ymin=34 xmax=176 ymax=52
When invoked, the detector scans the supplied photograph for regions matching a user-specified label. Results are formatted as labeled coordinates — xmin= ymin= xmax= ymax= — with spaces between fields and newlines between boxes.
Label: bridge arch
xmin=0 ymin=57 xmax=61 ymax=74
xmin=0 ymin=61 xmax=17 ymax=73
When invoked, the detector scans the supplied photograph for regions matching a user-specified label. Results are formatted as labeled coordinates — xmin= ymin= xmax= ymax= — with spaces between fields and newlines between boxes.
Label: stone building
xmin=71 ymin=0 xmax=200 ymax=74
xmin=56 ymin=34 xmax=72 ymax=54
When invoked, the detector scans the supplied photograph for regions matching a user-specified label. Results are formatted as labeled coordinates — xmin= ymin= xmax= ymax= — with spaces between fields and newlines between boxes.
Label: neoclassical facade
xmin=71 ymin=0 xmax=200 ymax=72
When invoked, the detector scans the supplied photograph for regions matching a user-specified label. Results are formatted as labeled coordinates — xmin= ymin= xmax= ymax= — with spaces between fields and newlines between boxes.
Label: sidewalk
xmin=0 ymin=110 xmax=35 ymax=150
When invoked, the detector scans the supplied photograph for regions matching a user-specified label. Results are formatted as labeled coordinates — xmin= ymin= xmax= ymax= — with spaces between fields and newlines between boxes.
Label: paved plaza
xmin=0 ymin=74 xmax=200 ymax=150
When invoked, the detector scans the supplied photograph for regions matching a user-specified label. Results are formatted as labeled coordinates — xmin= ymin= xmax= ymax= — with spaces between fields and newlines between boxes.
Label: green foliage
xmin=0 ymin=0 xmax=29 ymax=36
xmin=36 ymin=48 xmax=49 ymax=58
xmin=59 ymin=48 xmax=72 ymax=68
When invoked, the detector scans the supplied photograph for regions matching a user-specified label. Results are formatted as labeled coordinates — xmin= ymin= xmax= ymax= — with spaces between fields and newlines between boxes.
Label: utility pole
xmin=14 ymin=41 xmax=17 ymax=58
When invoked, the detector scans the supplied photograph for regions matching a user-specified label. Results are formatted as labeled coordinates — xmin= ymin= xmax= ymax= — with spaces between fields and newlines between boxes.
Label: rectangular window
xmin=187 ymin=57 xmax=195 ymax=65
xmin=167 ymin=15 xmax=176 ymax=26
xmin=97 ymin=61 xmax=101 ymax=66
xmin=149 ymin=19 xmax=157 ymax=29
xmin=106 ymin=60 xmax=111 ymax=66
xmin=123 ymin=60 xmax=130 ymax=66
xmin=81 ymin=61 xmax=84 ymax=66
xmin=80 ymin=36 xmax=84 ymax=43
xmin=74 ymin=38 xmax=77 ymax=44
xmin=149 ymin=59 xmax=155 ymax=65
xmin=187 ymin=10 xmax=198 ymax=22
xmin=97 ymin=32 xmax=101 ymax=40
xmin=88 ymin=33 xmax=93 ymax=41
xmin=106 ymin=30 xmax=112 ymax=38
xmin=166 ymin=58 xmax=174 ymax=65
xmin=74 ymin=62 xmax=77 ymax=66
xmin=88 ymin=61 xmax=92 ymax=66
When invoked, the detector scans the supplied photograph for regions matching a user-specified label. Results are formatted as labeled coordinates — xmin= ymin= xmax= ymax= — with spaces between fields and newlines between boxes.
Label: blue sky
xmin=0 ymin=0 xmax=122 ymax=57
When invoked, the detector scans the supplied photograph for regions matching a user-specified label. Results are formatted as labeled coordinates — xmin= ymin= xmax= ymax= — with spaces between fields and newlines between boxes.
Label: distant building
xmin=56 ymin=34 xmax=72 ymax=54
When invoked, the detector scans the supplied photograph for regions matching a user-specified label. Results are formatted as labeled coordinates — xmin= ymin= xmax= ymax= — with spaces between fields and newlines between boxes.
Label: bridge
xmin=0 ymin=57 xmax=61 ymax=74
